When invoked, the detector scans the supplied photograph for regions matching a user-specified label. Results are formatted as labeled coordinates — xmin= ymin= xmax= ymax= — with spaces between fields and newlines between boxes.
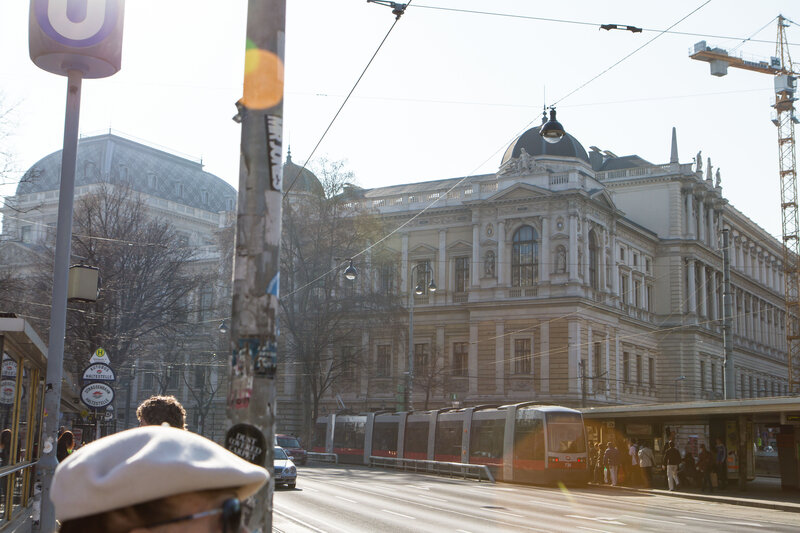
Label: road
xmin=272 ymin=464 xmax=800 ymax=532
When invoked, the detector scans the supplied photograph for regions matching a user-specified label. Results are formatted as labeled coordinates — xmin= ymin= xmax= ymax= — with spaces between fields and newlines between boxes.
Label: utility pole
xmin=224 ymin=2 xmax=285 ymax=531
xmin=722 ymin=229 xmax=736 ymax=399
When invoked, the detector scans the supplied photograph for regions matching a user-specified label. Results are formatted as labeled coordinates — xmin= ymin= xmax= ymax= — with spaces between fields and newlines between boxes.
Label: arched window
xmin=588 ymin=229 xmax=599 ymax=289
xmin=511 ymin=225 xmax=539 ymax=287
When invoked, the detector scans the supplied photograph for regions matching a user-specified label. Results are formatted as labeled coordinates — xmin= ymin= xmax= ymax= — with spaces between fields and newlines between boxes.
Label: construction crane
xmin=690 ymin=15 xmax=800 ymax=394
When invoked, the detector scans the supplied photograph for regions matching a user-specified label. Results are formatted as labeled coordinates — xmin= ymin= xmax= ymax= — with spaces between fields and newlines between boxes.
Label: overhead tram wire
xmin=410 ymin=3 xmax=800 ymax=47
xmin=729 ymin=17 xmax=778 ymax=54
xmin=282 ymin=1 xmax=413 ymax=198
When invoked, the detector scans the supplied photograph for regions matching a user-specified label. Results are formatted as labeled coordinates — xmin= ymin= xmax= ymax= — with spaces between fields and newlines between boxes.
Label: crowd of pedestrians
xmin=588 ymin=436 xmax=729 ymax=493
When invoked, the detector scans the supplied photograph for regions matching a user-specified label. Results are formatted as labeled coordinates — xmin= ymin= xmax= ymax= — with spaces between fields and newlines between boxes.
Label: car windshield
xmin=274 ymin=447 xmax=288 ymax=460
xmin=277 ymin=437 xmax=301 ymax=448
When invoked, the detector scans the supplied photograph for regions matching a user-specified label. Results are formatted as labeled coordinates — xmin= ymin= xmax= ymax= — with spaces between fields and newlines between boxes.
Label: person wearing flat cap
xmin=51 ymin=426 xmax=268 ymax=533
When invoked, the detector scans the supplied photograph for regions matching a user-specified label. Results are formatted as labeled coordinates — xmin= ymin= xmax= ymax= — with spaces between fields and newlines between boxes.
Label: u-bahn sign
xmin=80 ymin=382 xmax=114 ymax=410
xmin=82 ymin=363 xmax=115 ymax=383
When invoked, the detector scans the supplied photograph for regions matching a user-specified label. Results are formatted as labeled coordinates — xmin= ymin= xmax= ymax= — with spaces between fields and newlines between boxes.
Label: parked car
xmin=274 ymin=446 xmax=297 ymax=489
xmin=276 ymin=434 xmax=308 ymax=465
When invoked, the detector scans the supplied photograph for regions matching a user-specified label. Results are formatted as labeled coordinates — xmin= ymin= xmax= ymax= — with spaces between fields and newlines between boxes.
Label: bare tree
xmin=416 ymin=346 xmax=449 ymax=411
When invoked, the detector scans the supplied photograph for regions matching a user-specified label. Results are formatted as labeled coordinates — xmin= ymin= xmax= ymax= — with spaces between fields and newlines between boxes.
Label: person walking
xmin=715 ymin=437 xmax=728 ymax=489
xmin=603 ymin=441 xmax=621 ymax=486
xmin=698 ymin=443 xmax=714 ymax=493
xmin=628 ymin=439 xmax=640 ymax=486
xmin=56 ymin=430 xmax=75 ymax=463
xmin=638 ymin=441 xmax=655 ymax=488
xmin=136 ymin=395 xmax=187 ymax=429
xmin=597 ymin=442 xmax=607 ymax=484
xmin=588 ymin=442 xmax=598 ymax=483
xmin=663 ymin=440 xmax=682 ymax=491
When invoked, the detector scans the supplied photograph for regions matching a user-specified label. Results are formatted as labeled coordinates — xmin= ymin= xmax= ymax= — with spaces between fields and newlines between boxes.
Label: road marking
xmin=677 ymin=516 xmax=763 ymax=527
xmin=483 ymin=508 xmax=524 ymax=518
xmin=576 ymin=527 xmax=613 ymax=533
xmin=301 ymin=486 xmax=319 ymax=492
xmin=335 ymin=496 xmax=357 ymax=504
xmin=622 ymin=515 xmax=685 ymax=526
xmin=566 ymin=515 xmax=625 ymax=526
xmin=421 ymin=496 xmax=449 ymax=503
xmin=382 ymin=509 xmax=416 ymax=520
xmin=456 ymin=530 xmax=473 ymax=533
xmin=274 ymin=509 xmax=329 ymax=533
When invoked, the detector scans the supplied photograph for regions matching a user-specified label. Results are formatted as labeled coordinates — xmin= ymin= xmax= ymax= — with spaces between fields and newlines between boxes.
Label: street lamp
xmin=539 ymin=106 xmax=566 ymax=144
xmin=344 ymin=259 xmax=358 ymax=281
xmin=674 ymin=375 xmax=686 ymax=402
xmin=218 ymin=320 xmax=229 ymax=335
xmin=407 ymin=263 xmax=436 ymax=412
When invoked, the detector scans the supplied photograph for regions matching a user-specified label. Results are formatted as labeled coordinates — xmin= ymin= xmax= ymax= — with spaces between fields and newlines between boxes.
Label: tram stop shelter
xmin=580 ymin=397 xmax=800 ymax=491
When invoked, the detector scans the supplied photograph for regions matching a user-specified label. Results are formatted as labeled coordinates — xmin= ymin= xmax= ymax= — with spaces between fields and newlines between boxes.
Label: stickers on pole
xmin=225 ymin=423 xmax=266 ymax=466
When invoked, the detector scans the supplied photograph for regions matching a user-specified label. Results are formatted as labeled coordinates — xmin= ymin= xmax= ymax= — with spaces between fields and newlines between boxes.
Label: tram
xmin=314 ymin=402 xmax=589 ymax=484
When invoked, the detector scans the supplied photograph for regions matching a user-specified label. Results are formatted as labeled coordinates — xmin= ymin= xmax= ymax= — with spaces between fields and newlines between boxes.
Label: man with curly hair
xmin=136 ymin=395 xmax=187 ymax=429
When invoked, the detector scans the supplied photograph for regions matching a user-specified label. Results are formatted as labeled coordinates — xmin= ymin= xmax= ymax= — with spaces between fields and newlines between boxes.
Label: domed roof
xmin=501 ymin=124 xmax=590 ymax=166
xmin=16 ymin=133 xmax=236 ymax=212
xmin=283 ymin=152 xmax=323 ymax=196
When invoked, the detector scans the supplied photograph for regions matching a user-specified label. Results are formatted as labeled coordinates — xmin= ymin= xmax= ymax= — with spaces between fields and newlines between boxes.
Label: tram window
xmin=435 ymin=421 xmax=462 ymax=459
xmin=470 ymin=418 xmax=505 ymax=459
xmin=372 ymin=422 xmax=399 ymax=452
xmin=546 ymin=412 xmax=587 ymax=454
xmin=514 ymin=418 xmax=544 ymax=461
xmin=334 ymin=420 xmax=365 ymax=449
xmin=405 ymin=421 xmax=429 ymax=454
xmin=312 ymin=422 xmax=327 ymax=449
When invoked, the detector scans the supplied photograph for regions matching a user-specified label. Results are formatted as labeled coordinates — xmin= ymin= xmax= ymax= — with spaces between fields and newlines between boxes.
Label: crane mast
xmin=690 ymin=15 xmax=800 ymax=394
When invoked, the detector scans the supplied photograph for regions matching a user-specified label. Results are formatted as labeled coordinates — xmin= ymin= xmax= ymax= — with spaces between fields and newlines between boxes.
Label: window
xmin=648 ymin=357 xmax=655 ymax=386
xmin=636 ymin=354 xmax=642 ymax=385
xmin=623 ymin=352 xmax=630 ymax=383
xmin=198 ymin=286 xmax=213 ymax=322
xmin=592 ymin=342 xmax=602 ymax=381
xmin=452 ymin=342 xmax=468 ymax=377
xmin=470 ymin=418 xmax=505 ymax=461
xmin=434 ymin=420 xmax=462 ymax=461
xmin=646 ymin=258 xmax=652 ymax=273
xmin=340 ymin=346 xmax=355 ymax=379
xmin=740 ymin=373 xmax=745 ymax=398
xmin=143 ymin=364 xmax=154 ymax=390
xmin=634 ymin=280 xmax=642 ymax=307
xmin=511 ymin=225 xmax=539 ymax=287
xmin=711 ymin=362 xmax=717 ymax=394
xmin=413 ymin=344 xmax=428 ymax=376
xmin=700 ymin=361 xmax=706 ymax=390
xmin=620 ymin=247 xmax=626 ymax=261
xmin=376 ymin=345 xmax=391 ymax=377
xmin=620 ymin=274 xmax=629 ymax=303
xmin=749 ymin=375 xmax=754 ymax=398
xmin=166 ymin=366 xmax=179 ymax=390
xmin=633 ymin=254 xmax=638 ymax=267
xmin=20 ymin=225 xmax=33 ymax=243
xmin=194 ymin=367 xmax=205 ymax=388
xmin=378 ymin=263 xmax=395 ymax=294
xmin=588 ymin=230 xmax=599 ymax=289
xmin=514 ymin=338 xmax=532 ymax=374
xmin=414 ymin=260 xmax=432 ymax=294
xmin=201 ymin=189 xmax=209 ymax=205
xmin=455 ymin=256 xmax=469 ymax=293
xmin=646 ymin=285 xmax=653 ymax=312
xmin=514 ymin=413 xmax=544 ymax=461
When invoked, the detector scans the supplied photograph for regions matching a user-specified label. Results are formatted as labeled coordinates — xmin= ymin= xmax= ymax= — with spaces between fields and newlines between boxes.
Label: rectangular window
xmin=415 ymin=260 xmax=432 ymax=295
xmin=376 ymin=345 xmax=391 ymax=377
xmin=620 ymin=247 xmax=625 ymax=261
xmin=20 ymin=225 xmax=33 ymax=243
xmin=636 ymin=354 xmax=642 ymax=385
xmin=198 ymin=286 xmax=213 ymax=322
xmin=143 ymin=365 xmax=154 ymax=390
xmin=194 ymin=367 xmax=205 ymax=388
xmin=378 ymin=263 xmax=395 ymax=294
xmin=740 ymin=374 xmax=745 ymax=398
xmin=711 ymin=362 xmax=717 ymax=393
xmin=700 ymin=361 xmax=706 ymax=390
xmin=455 ymin=256 xmax=470 ymax=293
xmin=514 ymin=338 xmax=532 ymax=374
xmin=646 ymin=285 xmax=653 ymax=312
xmin=340 ymin=346 xmax=355 ymax=379
xmin=648 ymin=357 xmax=655 ymax=386
xmin=634 ymin=281 xmax=642 ymax=308
xmin=623 ymin=352 xmax=630 ymax=383
xmin=620 ymin=275 xmax=629 ymax=303
xmin=452 ymin=342 xmax=468 ymax=377
xmin=413 ymin=344 xmax=429 ymax=376
xmin=633 ymin=254 xmax=638 ymax=267
xmin=749 ymin=376 xmax=754 ymax=398
xmin=167 ymin=366 xmax=179 ymax=390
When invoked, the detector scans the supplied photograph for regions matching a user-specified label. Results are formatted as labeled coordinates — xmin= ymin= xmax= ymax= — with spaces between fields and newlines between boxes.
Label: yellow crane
xmin=690 ymin=15 xmax=800 ymax=394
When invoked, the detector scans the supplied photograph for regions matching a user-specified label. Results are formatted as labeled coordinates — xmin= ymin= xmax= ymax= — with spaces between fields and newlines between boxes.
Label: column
xmin=756 ymin=300 xmax=763 ymax=345
xmin=686 ymin=190 xmax=696 ymax=239
xmin=497 ymin=221 xmax=506 ymax=286
xmin=495 ymin=321 xmax=504 ymax=394
xmin=569 ymin=214 xmax=578 ymax=281
xmin=472 ymin=224 xmax=480 ymax=288
xmin=438 ymin=229 xmax=446 ymax=298
xmin=611 ymin=231 xmax=619 ymax=296
xmin=569 ymin=320 xmax=581 ymax=394
xmin=707 ymin=207 xmax=715 ymax=248
xmin=697 ymin=197 xmax=705 ymax=244
xmin=401 ymin=233 xmax=409 ymax=294
xmin=582 ymin=219 xmax=590 ymax=284
xmin=710 ymin=270 xmax=718 ymax=322
xmin=615 ymin=330 xmax=621 ymax=400
xmin=687 ymin=258 xmax=697 ymax=314
xmin=736 ymin=237 xmax=744 ymax=273
xmin=469 ymin=322 xmax=478 ymax=394
xmin=541 ymin=216 xmax=550 ymax=283
xmin=698 ymin=264 xmax=707 ymax=318
xmin=599 ymin=227 xmax=607 ymax=290
xmin=728 ymin=228 xmax=737 ymax=269
xmin=540 ymin=321 xmax=550 ymax=394
xmin=628 ymin=270 xmax=634 ymax=305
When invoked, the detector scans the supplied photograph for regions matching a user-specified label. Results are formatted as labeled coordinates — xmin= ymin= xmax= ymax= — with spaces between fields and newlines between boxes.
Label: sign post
xmin=29 ymin=2 xmax=126 ymax=531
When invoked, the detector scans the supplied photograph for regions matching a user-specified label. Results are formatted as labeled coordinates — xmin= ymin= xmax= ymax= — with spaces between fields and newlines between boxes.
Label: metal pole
xmin=225 ymin=2 xmax=285 ymax=531
xmin=722 ymin=229 xmax=736 ymax=399
xmin=407 ymin=280 xmax=414 ymax=412
xmin=35 ymin=69 xmax=82 ymax=533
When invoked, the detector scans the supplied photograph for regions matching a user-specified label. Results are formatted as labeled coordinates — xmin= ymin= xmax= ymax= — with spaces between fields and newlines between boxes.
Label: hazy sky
xmin=2 ymin=0 xmax=800 ymax=239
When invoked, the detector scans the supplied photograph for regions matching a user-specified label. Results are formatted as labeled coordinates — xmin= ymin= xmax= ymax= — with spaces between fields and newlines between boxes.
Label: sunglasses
xmin=142 ymin=498 xmax=242 ymax=532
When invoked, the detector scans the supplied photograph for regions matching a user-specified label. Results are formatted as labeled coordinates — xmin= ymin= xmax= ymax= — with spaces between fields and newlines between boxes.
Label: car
xmin=273 ymin=446 xmax=297 ymax=489
xmin=276 ymin=434 xmax=308 ymax=465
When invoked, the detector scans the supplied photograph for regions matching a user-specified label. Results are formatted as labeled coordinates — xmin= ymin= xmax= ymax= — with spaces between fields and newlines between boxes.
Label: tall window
xmin=636 ymin=354 xmax=642 ymax=385
xmin=143 ymin=364 xmax=154 ymax=390
xmin=415 ymin=260 xmax=432 ymax=293
xmin=198 ymin=286 xmax=213 ymax=322
xmin=648 ymin=357 xmax=655 ymax=386
xmin=376 ymin=345 xmax=391 ymax=377
xmin=593 ymin=342 xmax=603 ymax=390
xmin=340 ymin=346 xmax=355 ymax=379
xmin=711 ymin=362 xmax=717 ymax=394
xmin=623 ymin=352 xmax=630 ymax=383
xmin=588 ymin=230 xmax=599 ymax=289
xmin=646 ymin=285 xmax=653 ymax=312
xmin=620 ymin=274 xmax=629 ymax=303
xmin=700 ymin=361 xmax=706 ymax=391
xmin=511 ymin=225 xmax=539 ymax=287
xmin=514 ymin=338 xmax=532 ymax=374
xmin=455 ymin=256 xmax=470 ymax=292
xmin=413 ymin=344 xmax=429 ymax=376
xmin=452 ymin=342 xmax=468 ymax=377
xmin=634 ymin=280 xmax=642 ymax=308
xmin=378 ymin=263 xmax=395 ymax=294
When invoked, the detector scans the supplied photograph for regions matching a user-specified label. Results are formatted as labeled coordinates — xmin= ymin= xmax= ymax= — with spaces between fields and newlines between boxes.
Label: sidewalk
xmin=590 ymin=476 xmax=800 ymax=513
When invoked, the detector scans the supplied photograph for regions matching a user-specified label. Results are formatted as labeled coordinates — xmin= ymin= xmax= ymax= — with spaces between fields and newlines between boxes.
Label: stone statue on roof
xmin=715 ymin=168 xmax=721 ymax=187
xmin=706 ymin=157 xmax=713 ymax=181
xmin=695 ymin=151 xmax=702 ymax=172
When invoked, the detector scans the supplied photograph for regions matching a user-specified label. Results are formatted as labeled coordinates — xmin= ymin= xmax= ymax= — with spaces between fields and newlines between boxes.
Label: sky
xmin=2 ymin=0 xmax=800 ymax=240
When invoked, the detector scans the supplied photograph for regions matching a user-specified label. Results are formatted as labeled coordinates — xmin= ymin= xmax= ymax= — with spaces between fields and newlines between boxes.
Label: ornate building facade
xmin=277 ymin=122 xmax=790 ymax=427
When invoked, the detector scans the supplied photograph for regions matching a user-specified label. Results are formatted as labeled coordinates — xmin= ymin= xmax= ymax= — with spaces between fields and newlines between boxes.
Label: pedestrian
xmin=638 ymin=441 xmax=655 ymax=488
xmin=698 ymin=443 xmax=714 ymax=493
xmin=663 ymin=440 xmax=682 ymax=491
xmin=588 ymin=441 xmax=598 ymax=483
xmin=715 ymin=437 xmax=728 ymax=489
xmin=628 ymin=439 xmax=640 ymax=486
xmin=56 ymin=430 xmax=75 ymax=463
xmin=678 ymin=447 xmax=696 ymax=487
xmin=596 ymin=442 xmax=607 ymax=484
xmin=603 ymin=441 xmax=620 ymax=486
xmin=51 ymin=425 xmax=269 ymax=533
xmin=136 ymin=395 xmax=187 ymax=429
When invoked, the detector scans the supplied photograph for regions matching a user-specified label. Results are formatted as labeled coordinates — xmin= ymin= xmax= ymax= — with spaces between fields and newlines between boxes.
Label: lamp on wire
xmin=344 ymin=259 xmax=358 ymax=281
xmin=539 ymin=106 xmax=566 ymax=144
xmin=218 ymin=320 xmax=229 ymax=335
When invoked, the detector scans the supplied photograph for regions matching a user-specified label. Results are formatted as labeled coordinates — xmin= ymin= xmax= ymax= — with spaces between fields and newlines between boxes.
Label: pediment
xmin=589 ymin=189 xmax=617 ymax=211
xmin=0 ymin=242 xmax=46 ymax=266
xmin=447 ymin=240 xmax=472 ymax=253
xmin=486 ymin=183 xmax=552 ymax=203
xmin=409 ymin=243 xmax=437 ymax=255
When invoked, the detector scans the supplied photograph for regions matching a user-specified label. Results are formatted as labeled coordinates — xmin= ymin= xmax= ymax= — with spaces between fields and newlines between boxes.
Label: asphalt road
xmin=272 ymin=464 xmax=800 ymax=532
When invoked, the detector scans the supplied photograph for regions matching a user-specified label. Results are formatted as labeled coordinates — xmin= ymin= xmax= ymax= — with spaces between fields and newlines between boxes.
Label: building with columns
xmin=277 ymin=121 xmax=790 ymax=427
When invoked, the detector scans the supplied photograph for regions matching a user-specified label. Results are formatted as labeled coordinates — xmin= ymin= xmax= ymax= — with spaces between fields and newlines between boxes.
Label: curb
xmin=588 ymin=483 xmax=800 ymax=513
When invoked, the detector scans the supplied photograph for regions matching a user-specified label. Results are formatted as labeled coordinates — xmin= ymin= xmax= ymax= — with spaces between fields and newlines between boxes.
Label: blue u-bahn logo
xmin=34 ymin=0 xmax=118 ymax=48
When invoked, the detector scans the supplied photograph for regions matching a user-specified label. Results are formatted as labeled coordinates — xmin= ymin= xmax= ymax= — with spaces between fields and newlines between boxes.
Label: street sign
xmin=104 ymin=405 xmax=114 ymax=421
xmin=80 ymin=382 xmax=114 ymax=410
xmin=81 ymin=363 xmax=115 ymax=383
xmin=89 ymin=347 xmax=110 ymax=364
xmin=1 ymin=356 xmax=17 ymax=378
xmin=0 ymin=380 xmax=14 ymax=405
